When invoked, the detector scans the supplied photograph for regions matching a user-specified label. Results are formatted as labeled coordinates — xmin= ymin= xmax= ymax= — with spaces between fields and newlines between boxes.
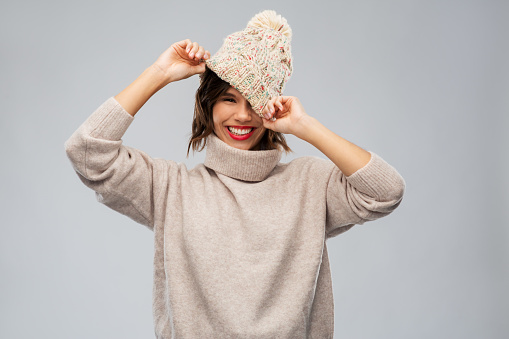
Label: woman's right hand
xmin=114 ymin=40 xmax=210 ymax=116
xmin=152 ymin=39 xmax=210 ymax=86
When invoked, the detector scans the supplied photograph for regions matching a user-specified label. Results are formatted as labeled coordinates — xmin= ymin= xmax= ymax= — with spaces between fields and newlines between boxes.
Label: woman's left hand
xmin=261 ymin=96 xmax=310 ymax=137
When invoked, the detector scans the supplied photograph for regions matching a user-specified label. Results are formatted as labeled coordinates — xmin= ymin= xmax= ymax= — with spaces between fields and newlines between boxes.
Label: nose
xmin=235 ymin=102 xmax=256 ymax=122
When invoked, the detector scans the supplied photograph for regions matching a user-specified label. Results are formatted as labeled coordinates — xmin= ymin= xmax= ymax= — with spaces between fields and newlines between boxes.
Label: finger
xmin=274 ymin=96 xmax=289 ymax=112
xmin=279 ymin=96 xmax=293 ymax=106
xmin=264 ymin=100 xmax=275 ymax=119
xmin=203 ymin=50 xmax=211 ymax=60
xmin=275 ymin=97 xmax=284 ymax=111
xmin=261 ymin=102 xmax=271 ymax=119
xmin=184 ymin=39 xmax=193 ymax=53
xmin=191 ymin=62 xmax=207 ymax=74
xmin=262 ymin=107 xmax=271 ymax=120
xmin=261 ymin=105 xmax=270 ymax=119
xmin=271 ymin=96 xmax=281 ymax=111
xmin=188 ymin=42 xmax=199 ymax=58
xmin=270 ymin=96 xmax=281 ymax=112
xmin=182 ymin=39 xmax=192 ymax=52
xmin=195 ymin=46 xmax=205 ymax=60
xmin=271 ymin=97 xmax=284 ymax=114
xmin=175 ymin=39 xmax=190 ymax=49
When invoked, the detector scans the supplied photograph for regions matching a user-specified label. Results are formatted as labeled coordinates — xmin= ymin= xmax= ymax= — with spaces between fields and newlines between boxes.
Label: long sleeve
xmin=64 ymin=97 xmax=164 ymax=230
xmin=325 ymin=151 xmax=406 ymax=238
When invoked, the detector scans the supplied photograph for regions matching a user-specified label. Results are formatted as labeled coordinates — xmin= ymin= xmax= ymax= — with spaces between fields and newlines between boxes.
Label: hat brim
xmin=205 ymin=55 xmax=271 ymax=117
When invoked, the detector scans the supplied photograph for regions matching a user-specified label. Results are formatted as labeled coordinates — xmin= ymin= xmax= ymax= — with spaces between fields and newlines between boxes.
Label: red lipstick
xmin=225 ymin=126 xmax=256 ymax=141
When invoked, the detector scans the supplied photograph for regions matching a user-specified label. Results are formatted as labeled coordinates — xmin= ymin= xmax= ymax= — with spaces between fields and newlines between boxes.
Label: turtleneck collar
xmin=204 ymin=134 xmax=282 ymax=182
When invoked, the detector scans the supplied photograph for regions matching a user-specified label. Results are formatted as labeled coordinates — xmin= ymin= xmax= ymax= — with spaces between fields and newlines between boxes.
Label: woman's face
xmin=212 ymin=86 xmax=266 ymax=150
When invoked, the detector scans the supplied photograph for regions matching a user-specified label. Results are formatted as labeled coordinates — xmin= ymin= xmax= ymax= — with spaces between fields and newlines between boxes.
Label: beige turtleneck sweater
xmin=64 ymin=97 xmax=405 ymax=338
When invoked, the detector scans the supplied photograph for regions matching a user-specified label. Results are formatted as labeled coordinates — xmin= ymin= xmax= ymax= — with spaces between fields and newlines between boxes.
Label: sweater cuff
xmin=345 ymin=151 xmax=405 ymax=200
xmin=86 ymin=97 xmax=134 ymax=141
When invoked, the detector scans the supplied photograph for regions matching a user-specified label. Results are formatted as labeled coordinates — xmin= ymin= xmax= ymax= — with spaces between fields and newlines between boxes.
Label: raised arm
xmin=64 ymin=40 xmax=209 ymax=229
xmin=261 ymin=96 xmax=371 ymax=176
xmin=115 ymin=39 xmax=210 ymax=116
xmin=262 ymin=96 xmax=405 ymax=237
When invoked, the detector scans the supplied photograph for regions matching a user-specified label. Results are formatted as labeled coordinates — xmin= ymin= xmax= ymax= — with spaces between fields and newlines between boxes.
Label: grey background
xmin=1 ymin=0 xmax=507 ymax=338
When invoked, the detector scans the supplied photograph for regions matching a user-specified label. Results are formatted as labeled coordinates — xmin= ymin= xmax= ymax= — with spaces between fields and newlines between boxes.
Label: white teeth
xmin=228 ymin=127 xmax=253 ymax=136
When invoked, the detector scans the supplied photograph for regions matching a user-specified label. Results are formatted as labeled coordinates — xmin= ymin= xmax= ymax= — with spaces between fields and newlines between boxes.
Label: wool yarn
xmin=206 ymin=10 xmax=293 ymax=116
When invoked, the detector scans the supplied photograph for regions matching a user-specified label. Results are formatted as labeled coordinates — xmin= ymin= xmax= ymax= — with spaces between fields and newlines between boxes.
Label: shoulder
xmin=278 ymin=156 xmax=335 ymax=172
xmin=143 ymin=157 xmax=196 ymax=180
xmin=157 ymin=159 xmax=205 ymax=174
xmin=168 ymin=161 xmax=217 ymax=181
xmin=272 ymin=156 xmax=336 ymax=182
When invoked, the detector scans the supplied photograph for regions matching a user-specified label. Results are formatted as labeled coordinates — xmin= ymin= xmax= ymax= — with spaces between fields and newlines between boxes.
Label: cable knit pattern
xmin=206 ymin=10 xmax=293 ymax=116
xmin=64 ymin=97 xmax=405 ymax=338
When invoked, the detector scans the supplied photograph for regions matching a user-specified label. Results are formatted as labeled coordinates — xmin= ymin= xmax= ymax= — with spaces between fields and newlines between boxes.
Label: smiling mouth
xmin=228 ymin=126 xmax=254 ymax=135
xmin=225 ymin=126 xmax=256 ymax=140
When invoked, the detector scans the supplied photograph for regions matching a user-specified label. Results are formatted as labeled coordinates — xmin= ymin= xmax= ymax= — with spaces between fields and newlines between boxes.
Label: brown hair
xmin=187 ymin=67 xmax=292 ymax=156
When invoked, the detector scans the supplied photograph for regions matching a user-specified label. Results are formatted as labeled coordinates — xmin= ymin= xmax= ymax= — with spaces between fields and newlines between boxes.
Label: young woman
xmin=65 ymin=10 xmax=405 ymax=339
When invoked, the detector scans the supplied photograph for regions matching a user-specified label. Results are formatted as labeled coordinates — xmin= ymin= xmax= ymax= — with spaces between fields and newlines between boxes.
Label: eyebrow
xmin=221 ymin=92 xmax=238 ymax=99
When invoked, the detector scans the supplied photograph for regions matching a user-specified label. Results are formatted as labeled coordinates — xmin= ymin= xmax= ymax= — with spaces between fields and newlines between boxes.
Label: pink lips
xmin=225 ymin=126 xmax=256 ymax=141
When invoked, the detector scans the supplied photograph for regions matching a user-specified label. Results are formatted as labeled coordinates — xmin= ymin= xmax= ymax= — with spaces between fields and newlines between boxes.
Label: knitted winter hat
xmin=205 ymin=10 xmax=293 ymax=116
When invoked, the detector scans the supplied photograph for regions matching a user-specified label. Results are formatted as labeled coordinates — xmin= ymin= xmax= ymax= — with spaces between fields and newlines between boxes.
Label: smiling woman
xmin=188 ymin=67 xmax=291 ymax=153
xmin=214 ymin=87 xmax=265 ymax=147
xmin=64 ymin=9 xmax=405 ymax=339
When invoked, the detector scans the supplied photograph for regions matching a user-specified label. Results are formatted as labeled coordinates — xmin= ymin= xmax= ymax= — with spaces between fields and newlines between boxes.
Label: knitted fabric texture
xmin=206 ymin=10 xmax=293 ymax=116
xmin=65 ymin=97 xmax=406 ymax=338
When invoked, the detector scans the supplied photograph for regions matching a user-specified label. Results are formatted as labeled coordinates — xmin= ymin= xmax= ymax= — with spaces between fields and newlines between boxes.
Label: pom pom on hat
xmin=247 ymin=10 xmax=292 ymax=39
xmin=206 ymin=10 xmax=293 ymax=116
